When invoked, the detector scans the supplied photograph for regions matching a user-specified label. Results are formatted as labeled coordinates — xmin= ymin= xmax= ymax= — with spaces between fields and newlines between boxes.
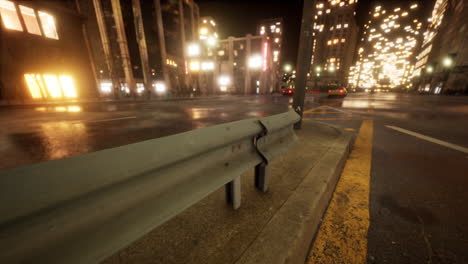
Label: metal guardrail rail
xmin=0 ymin=111 xmax=300 ymax=264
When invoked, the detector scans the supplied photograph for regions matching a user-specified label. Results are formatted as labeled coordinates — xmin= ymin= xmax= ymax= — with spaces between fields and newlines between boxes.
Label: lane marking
xmin=344 ymin=128 xmax=356 ymax=132
xmin=307 ymin=112 xmax=353 ymax=114
xmin=308 ymin=120 xmax=373 ymax=264
xmin=73 ymin=116 xmax=137 ymax=124
xmin=303 ymin=118 xmax=362 ymax=121
xmin=386 ymin=125 xmax=468 ymax=154
xmin=303 ymin=106 xmax=328 ymax=114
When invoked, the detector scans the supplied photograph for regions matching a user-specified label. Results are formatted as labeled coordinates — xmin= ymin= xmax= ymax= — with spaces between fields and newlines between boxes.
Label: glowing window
xmin=43 ymin=74 xmax=62 ymax=98
xmin=59 ymin=75 xmax=77 ymax=98
xmin=24 ymin=74 xmax=43 ymax=99
xmin=19 ymin=6 xmax=41 ymax=35
xmin=38 ymin=11 xmax=58 ymax=39
xmin=0 ymin=0 xmax=23 ymax=31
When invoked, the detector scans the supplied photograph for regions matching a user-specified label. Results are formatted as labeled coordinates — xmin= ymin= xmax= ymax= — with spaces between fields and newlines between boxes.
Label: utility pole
xmin=154 ymin=0 xmax=172 ymax=94
xmin=93 ymin=0 xmax=120 ymax=99
xmin=292 ymin=0 xmax=315 ymax=129
xmin=132 ymin=0 xmax=152 ymax=98
xmin=111 ymin=0 xmax=136 ymax=97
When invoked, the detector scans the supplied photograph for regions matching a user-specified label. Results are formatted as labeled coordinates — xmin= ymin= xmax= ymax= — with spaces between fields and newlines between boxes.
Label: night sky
xmin=197 ymin=0 xmax=435 ymax=66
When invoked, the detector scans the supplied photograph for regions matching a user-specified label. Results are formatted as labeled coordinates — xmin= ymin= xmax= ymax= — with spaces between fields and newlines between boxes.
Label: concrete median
xmin=103 ymin=120 xmax=354 ymax=264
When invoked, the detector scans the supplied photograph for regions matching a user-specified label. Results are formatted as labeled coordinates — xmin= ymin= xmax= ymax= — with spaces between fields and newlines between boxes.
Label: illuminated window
xmin=24 ymin=74 xmax=77 ymax=99
xmin=0 ymin=0 xmax=23 ymax=31
xmin=59 ymin=75 xmax=77 ymax=98
xmin=19 ymin=6 xmax=41 ymax=35
xmin=38 ymin=11 xmax=58 ymax=39
xmin=24 ymin=74 xmax=43 ymax=99
xmin=344 ymin=24 xmax=349 ymax=28
xmin=43 ymin=74 xmax=62 ymax=98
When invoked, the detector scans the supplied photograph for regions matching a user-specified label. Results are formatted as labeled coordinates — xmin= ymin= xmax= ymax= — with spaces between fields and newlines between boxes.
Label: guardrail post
xmin=226 ymin=176 xmax=241 ymax=209
xmin=255 ymin=163 xmax=268 ymax=192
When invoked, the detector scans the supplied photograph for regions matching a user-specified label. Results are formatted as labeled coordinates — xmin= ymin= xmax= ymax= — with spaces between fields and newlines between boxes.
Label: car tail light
xmin=339 ymin=89 xmax=344 ymax=93
xmin=328 ymin=90 xmax=331 ymax=93
xmin=288 ymin=90 xmax=293 ymax=94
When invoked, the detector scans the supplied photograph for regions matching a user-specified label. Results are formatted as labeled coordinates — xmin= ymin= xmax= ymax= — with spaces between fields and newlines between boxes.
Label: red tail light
xmin=339 ymin=89 xmax=344 ymax=93
xmin=288 ymin=90 xmax=293 ymax=94
xmin=328 ymin=90 xmax=331 ymax=93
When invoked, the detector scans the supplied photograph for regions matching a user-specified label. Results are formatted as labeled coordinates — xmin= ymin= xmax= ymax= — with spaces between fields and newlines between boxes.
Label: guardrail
xmin=0 ymin=111 xmax=300 ymax=264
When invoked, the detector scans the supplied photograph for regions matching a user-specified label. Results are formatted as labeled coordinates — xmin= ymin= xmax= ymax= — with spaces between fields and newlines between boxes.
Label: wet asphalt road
xmin=1 ymin=93 xmax=468 ymax=263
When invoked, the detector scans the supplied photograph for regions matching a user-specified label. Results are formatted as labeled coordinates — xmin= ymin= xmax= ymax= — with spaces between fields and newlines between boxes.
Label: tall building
xmin=310 ymin=0 xmax=359 ymax=89
xmin=0 ymin=0 xmax=96 ymax=101
xmin=348 ymin=2 xmax=423 ymax=90
xmin=258 ymin=18 xmax=283 ymax=91
xmin=258 ymin=18 xmax=283 ymax=65
xmin=79 ymin=0 xmax=200 ymax=98
xmin=412 ymin=0 xmax=468 ymax=94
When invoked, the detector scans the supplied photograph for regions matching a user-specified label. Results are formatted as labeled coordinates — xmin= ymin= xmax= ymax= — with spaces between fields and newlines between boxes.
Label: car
xmin=328 ymin=87 xmax=348 ymax=98
xmin=281 ymin=88 xmax=294 ymax=96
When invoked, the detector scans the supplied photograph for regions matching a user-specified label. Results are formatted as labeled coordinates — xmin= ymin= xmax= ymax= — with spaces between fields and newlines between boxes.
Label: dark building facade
xmin=79 ymin=0 xmax=200 ymax=98
xmin=0 ymin=0 xmax=97 ymax=101
xmin=412 ymin=0 xmax=468 ymax=94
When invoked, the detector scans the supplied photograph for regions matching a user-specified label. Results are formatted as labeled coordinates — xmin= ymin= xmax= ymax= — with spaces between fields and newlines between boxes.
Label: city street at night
xmin=2 ymin=0 xmax=468 ymax=262
xmin=1 ymin=93 xmax=468 ymax=263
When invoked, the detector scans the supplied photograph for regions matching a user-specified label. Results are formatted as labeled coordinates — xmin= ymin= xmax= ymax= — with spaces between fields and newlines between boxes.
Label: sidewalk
xmin=102 ymin=120 xmax=354 ymax=264
xmin=0 ymin=95 xmax=230 ymax=108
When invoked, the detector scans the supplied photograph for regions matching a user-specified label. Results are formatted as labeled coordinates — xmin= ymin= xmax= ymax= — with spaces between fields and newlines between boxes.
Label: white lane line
xmin=386 ymin=125 xmax=468 ymax=154
xmin=73 ymin=116 xmax=137 ymax=124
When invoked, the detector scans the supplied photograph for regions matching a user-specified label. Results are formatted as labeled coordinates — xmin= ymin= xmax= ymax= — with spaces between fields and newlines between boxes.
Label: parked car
xmin=281 ymin=88 xmax=294 ymax=96
xmin=328 ymin=86 xmax=348 ymax=98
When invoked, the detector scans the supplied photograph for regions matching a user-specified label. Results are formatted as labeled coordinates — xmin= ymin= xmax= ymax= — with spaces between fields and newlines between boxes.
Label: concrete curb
xmin=235 ymin=123 xmax=354 ymax=264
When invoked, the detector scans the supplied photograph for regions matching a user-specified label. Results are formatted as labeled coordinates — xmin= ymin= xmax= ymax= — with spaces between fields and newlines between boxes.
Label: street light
xmin=187 ymin=43 xmax=200 ymax=57
xmin=329 ymin=66 xmax=336 ymax=72
xmin=201 ymin=61 xmax=215 ymax=71
xmin=153 ymin=81 xmax=166 ymax=94
xmin=206 ymin=36 xmax=217 ymax=47
xmin=426 ymin=66 xmax=433 ymax=73
xmin=218 ymin=75 xmax=231 ymax=92
xmin=248 ymin=55 xmax=263 ymax=69
xmin=189 ymin=60 xmax=200 ymax=72
xmin=284 ymin=64 xmax=292 ymax=72
xmin=315 ymin=66 xmax=322 ymax=72
xmin=443 ymin=57 xmax=453 ymax=67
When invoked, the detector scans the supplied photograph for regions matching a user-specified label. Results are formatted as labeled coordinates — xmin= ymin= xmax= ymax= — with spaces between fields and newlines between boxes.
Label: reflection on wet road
xmin=1 ymin=93 xmax=468 ymax=171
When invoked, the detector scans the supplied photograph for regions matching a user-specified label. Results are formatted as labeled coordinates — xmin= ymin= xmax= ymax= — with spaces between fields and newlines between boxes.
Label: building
xmin=348 ymin=2 xmax=423 ymax=90
xmin=185 ymin=16 xmax=218 ymax=94
xmin=215 ymin=34 xmax=275 ymax=94
xmin=258 ymin=18 xmax=283 ymax=91
xmin=0 ymin=0 xmax=202 ymax=102
xmin=412 ymin=0 xmax=468 ymax=94
xmin=0 ymin=0 xmax=97 ymax=102
xmin=310 ymin=0 xmax=359 ymax=89
xmin=79 ymin=0 xmax=200 ymax=98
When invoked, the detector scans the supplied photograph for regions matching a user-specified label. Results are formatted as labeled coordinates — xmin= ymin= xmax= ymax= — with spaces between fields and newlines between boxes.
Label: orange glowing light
xmin=24 ymin=74 xmax=43 ymax=99
xmin=0 ymin=0 xmax=23 ymax=31
xmin=38 ymin=11 xmax=58 ymax=39
xmin=43 ymin=74 xmax=62 ymax=98
xmin=59 ymin=75 xmax=77 ymax=98
xmin=19 ymin=5 xmax=42 ymax=35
